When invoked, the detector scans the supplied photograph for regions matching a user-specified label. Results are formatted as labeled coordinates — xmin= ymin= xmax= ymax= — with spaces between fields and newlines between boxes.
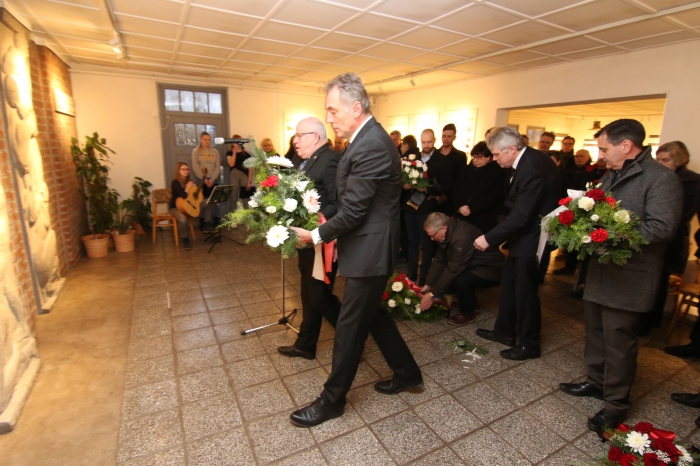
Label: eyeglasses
xmin=293 ymin=132 xmax=315 ymax=139
xmin=427 ymin=226 xmax=444 ymax=240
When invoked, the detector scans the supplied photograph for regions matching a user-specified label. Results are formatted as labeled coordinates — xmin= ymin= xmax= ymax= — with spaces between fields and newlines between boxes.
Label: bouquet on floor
xmin=599 ymin=422 xmax=698 ymax=465
xmin=544 ymin=187 xmax=648 ymax=266
xmin=221 ymin=139 xmax=319 ymax=258
xmin=381 ymin=273 xmax=446 ymax=322
xmin=401 ymin=155 xmax=430 ymax=190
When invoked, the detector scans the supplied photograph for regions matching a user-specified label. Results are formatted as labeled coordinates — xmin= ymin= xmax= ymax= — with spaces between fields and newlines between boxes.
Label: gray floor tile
xmin=538 ymin=445 xmax=591 ymax=465
xmin=214 ymin=320 xmax=255 ymax=343
xmin=408 ymin=447 xmax=466 ymax=466
xmin=420 ymin=356 xmax=478 ymax=392
xmin=397 ymin=375 xmax=447 ymax=406
xmin=187 ymin=428 xmax=255 ymax=466
xmin=271 ymin=350 xmax=321 ymax=377
xmin=273 ymin=448 xmax=328 ymax=466
xmin=236 ymin=290 xmax=272 ymax=305
xmin=169 ymin=299 xmax=207 ymax=317
xmin=173 ymin=326 xmax=217 ymax=352
xmin=248 ymin=413 xmax=316 ymax=464
xmin=182 ymin=393 xmax=242 ymax=441
xmin=200 ymin=284 xmax=233 ymax=299
xmin=237 ymin=379 xmax=295 ymax=421
xmin=371 ymin=411 xmax=443 ymax=464
xmin=414 ymin=394 xmax=482 ymax=442
xmin=244 ymin=300 xmax=283 ymax=319
xmin=178 ymin=366 xmax=232 ymax=404
xmin=119 ymin=446 xmax=185 ymax=466
xmin=284 ymin=367 xmax=328 ymax=406
xmin=124 ymin=353 xmax=175 ymax=390
xmin=227 ymin=354 xmax=278 ymax=389
xmin=490 ymin=411 xmax=567 ymax=463
xmin=176 ymin=345 xmax=223 ymax=375
xmin=172 ymin=312 xmax=211 ymax=333
xmin=117 ymin=409 xmax=182 ymax=463
xmin=206 ymin=294 xmax=242 ymax=310
xmin=540 ymin=349 xmax=586 ymax=379
xmin=168 ymin=288 xmax=203 ymax=304
xmin=488 ymin=368 xmax=551 ymax=407
xmin=451 ymin=428 xmax=529 ymax=466
xmin=525 ymin=395 xmax=589 ymax=441
xmin=517 ymin=358 xmax=571 ymax=391
xmin=127 ymin=335 xmax=173 ymax=362
xmin=348 ymin=384 xmax=409 ymax=424
xmin=453 ymin=382 xmax=517 ymax=423
xmin=208 ymin=306 xmax=248 ymax=325
xmin=221 ymin=336 xmax=267 ymax=363
xmin=309 ymin=405 xmax=366 ymax=443
xmin=319 ymin=427 xmax=395 ymax=466
xmin=122 ymin=380 xmax=178 ymax=421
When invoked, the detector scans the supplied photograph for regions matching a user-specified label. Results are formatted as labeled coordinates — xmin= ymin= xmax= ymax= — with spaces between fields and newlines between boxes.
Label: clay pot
xmin=82 ymin=234 xmax=110 ymax=259
xmin=111 ymin=230 xmax=136 ymax=253
xmin=131 ymin=222 xmax=146 ymax=235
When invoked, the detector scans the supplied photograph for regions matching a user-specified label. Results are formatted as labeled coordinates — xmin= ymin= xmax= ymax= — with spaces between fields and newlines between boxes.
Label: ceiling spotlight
xmin=410 ymin=78 xmax=415 ymax=87
xmin=109 ymin=38 xmax=121 ymax=53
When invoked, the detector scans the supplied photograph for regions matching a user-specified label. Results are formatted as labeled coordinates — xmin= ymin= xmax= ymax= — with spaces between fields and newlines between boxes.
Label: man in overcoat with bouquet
xmin=559 ymin=119 xmax=682 ymax=434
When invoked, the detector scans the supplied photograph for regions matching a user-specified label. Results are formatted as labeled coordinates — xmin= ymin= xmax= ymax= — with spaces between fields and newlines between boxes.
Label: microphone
xmin=214 ymin=137 xmax=251 ymax=145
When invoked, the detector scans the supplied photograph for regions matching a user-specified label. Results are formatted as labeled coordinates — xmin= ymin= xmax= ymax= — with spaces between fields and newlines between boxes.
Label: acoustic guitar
xmin=176 ymin=168 xmax=207 ymax=218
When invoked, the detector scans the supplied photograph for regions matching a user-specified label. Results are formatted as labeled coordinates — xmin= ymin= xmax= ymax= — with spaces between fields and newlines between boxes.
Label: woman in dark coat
xmin=639 ymin=141 xmax=700 ymax=334
xmin=452 ymin=141 xmax=505 ymax=235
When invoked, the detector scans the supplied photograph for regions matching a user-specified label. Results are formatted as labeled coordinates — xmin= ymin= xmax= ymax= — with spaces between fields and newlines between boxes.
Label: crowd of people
xmin=166 ymin=72 xmax=700 ymax=435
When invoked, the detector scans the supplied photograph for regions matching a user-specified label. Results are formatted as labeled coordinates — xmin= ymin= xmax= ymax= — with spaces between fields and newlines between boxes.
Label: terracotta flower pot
xmin=82 ymin=234 xmax=110 ymax=259
xmin=111 ymin=230 xmax=136 ymax=253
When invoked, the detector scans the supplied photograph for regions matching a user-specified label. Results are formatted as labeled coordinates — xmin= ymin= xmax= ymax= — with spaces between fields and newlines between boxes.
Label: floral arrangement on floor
xmin=381 ymin=273 xmax=446 ymax=322
xmin=221 ymin=139 xmax=319 ymax=258
xmin=447 ymin=339 xmax=488 ymax=356
xmin=401 ymin=155 xmax=430 ymax=190
xmin=600 ymin=422 xmax=698 ymax=466
xmin=545 ymin=187 xmax=648 ymax=266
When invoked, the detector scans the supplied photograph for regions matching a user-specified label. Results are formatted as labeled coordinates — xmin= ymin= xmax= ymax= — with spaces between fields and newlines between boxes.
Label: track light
xmin=109 ymin=38 xmax=121 ymax=53
xmin=410 ymin=78 xmax=415 ymax=87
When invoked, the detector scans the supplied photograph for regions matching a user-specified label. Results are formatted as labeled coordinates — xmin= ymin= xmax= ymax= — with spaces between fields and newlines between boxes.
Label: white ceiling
xmin=6 ymin=0 xmax=700 ymax=94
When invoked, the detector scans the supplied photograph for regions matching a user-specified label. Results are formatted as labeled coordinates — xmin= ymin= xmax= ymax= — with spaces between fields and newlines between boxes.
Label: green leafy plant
xmin=381 ymin=273 xmax=446 ymax=322
xmin=123 ymin=177 xmax=153 ymax=232
xmin=71 ymin=133 xmax=118 ymax=236
xmin=114 ymin=201 xmax=134 ymax=235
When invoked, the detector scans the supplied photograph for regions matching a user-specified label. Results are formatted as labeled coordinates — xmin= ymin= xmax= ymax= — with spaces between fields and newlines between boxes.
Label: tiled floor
xmin=5 ymin=228 xmax=700 ymax=465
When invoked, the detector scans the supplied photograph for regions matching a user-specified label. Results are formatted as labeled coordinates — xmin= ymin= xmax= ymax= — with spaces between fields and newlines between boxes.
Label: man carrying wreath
xmin=559 ymin=119 xmax=682 ymax=435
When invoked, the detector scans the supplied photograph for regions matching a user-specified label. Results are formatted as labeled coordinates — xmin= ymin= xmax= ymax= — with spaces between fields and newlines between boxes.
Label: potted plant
xmin=123 ymin=177 xmax=152 ymax=234
xmin=72 ymin=133 xmax=118 ymax=258
xmin=111 ymin=202 xmax=136 ymax=252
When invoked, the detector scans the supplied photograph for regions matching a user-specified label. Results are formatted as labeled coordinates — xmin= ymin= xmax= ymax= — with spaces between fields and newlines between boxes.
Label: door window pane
xmin=195 ymin=92 xmax=208 ymax=113
xmin=208 ymin=93 xmax=222 ymax=114
xmin=196 ymin=125 xmax=207 ymax=140
xmin=174 ymin=123 xmax=186 ymax=146
xmin=165 ymin=89 xmax=180 ymax=111
xmin=185 ymin=124 xmax=196 ymax=146
xmin=180 ymin=91 xmax=194 ymax=112
xmin=206 ymin=125 xmax=217 ymax=141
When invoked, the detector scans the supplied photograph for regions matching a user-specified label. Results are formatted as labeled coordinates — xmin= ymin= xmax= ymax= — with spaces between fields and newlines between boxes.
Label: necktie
xmin=509 ymin=167 xmax=516 ymax=183
xmin=298 ymin=159 xmax=307 ymax=171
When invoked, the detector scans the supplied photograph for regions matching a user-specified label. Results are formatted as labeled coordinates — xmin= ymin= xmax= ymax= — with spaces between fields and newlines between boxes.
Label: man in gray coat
xmin=559 ymin=119 xmax=682 ymax=434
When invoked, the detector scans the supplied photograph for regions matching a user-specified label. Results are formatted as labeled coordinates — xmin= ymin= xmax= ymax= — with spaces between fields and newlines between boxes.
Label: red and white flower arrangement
xmin=381 ymin=274 xmax=446 ymax=322
xmin=401 ymin=155 xmax=430 ymax=190
xmin=600 ymin=422 xmax=698 ymax=466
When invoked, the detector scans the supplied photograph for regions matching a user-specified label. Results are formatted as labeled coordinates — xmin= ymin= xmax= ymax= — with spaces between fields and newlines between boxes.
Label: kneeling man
xmin=420 ymin=213 xmax=505 ymax=325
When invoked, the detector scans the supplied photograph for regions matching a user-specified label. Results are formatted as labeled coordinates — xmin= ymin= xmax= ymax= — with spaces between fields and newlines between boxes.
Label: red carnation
xmin=411 ymin=161 xmax=417 ymax=166
xmin=423 ymin=172 xmax=429 ymax=179
xmin=606 ymin=196 xmax=617 ymax=207
xmin=558 ymin=210 xmax=574 ymax=226
xmin=590 ymin=228 xmax=608 ymax=243
xmin=643 ymin=452 xmax=664 ymax=466
xmin=260 ymin=175 xmax=279 ymax=188
xmin=586 ymin=188 xmax=606 ymax=201
xmin=382 ymin=292 xmax=389 ymax=300
xmin=558 ymin=197 xmax=572 ymax=206
xmin=634 ymin=422 xmax=654 ymax=434
xmin=618 ymin=424 xmax=630 ymax=433
xmin=608 ymin=446 xmax=624 ymax=461
xmin=619 ymin=454 xmax=638 ymax=466
xmin=653 ymin=437 xmax=681 ymax=460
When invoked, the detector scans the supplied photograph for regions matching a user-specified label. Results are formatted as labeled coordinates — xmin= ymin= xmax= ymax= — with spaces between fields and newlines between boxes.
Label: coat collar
xmin=344 ymin=116 xmax=376 ymax=156
xmin=301 ymin=144 xmax=332 ymax=173
xmin=608 ymin=146 xmax=651 ymax=190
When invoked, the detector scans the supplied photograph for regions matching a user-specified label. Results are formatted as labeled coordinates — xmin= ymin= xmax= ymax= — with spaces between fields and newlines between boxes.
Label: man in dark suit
xmin=290 ymin=73 xmax=421 ymax=427
xmin=431 ymin=123 xmax=467 ymax=216
xmin=474 ymin=126 xmax=561 ymax=361
xmin=277 ymin=117 xmax=342 ymax=360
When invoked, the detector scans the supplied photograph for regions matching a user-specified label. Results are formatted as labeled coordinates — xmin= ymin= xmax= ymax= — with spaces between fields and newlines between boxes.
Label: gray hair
xmin=325 ymin=73 xmax=371 ymax=114
xmin=299 ymin=117 xmax=327 ymax=141
xmin=486 ymin=126 xmax=525 ymax=152
xmin=424 ymin=212 xmax=449 ymax=231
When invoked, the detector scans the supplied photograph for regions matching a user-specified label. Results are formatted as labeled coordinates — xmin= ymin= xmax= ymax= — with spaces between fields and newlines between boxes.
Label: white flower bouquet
xmin=221 ymin=139 xmax=319 ymax=257
xmin=401 ymin=156 xmax=431 ymax=190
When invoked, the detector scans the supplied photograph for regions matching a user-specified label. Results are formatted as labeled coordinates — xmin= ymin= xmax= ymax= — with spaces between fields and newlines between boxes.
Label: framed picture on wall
xmin=527 ymin=126 xmax=545 ymax=144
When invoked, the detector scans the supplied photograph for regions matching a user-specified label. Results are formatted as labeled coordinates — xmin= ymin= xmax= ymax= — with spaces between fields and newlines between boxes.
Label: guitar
xmin=176 ymin=168 xmax=207 ymax=218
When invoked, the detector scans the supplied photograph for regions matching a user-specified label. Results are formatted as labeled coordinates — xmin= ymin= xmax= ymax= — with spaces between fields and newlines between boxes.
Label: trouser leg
xmin=169 ymin=208 xmax=189 ymax=238
xmin=453 ymin=272 xmax=499 ymax=315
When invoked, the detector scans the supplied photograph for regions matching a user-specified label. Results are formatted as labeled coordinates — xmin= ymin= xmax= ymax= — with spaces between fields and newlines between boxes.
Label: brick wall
xmin=29 ymin=42 xmax=83 ymax=270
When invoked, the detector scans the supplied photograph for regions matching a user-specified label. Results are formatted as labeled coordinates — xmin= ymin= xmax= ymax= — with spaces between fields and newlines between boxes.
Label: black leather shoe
xmin=671 ymin=392 xmax=700 ymax=408
xmin=290 ymin=397 xmax=344 ymax=427
xmin=374 ymin=377 xmax=424 ymax=395
xmin=664 ymin=344 xmax=700 ymax=359
xmin=277 ymin=345 xmax=314 ymax=360
xmin=587 ymin=409 xmax=625 ymax=434
xmin=559 ymin=382 xmax=604 ymax=400
xmin=475 ymin=328 xmax=515 ymax=347
xmin=500 ymin=345 xmax=540 ymax=361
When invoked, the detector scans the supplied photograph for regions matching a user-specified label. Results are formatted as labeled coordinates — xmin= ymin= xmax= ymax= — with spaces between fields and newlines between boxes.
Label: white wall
xmin=71 ymin=72 xmax=327 ymax=198
xmin=373 ymin=40 xmax=700 ymax=173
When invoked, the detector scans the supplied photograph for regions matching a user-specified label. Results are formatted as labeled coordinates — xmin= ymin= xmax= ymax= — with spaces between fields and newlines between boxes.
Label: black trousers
xmin=404 ymin=212 xmax=433 ymax=284
xmin=294 ymin=247 xmax=341 ymax=354
xmin=584 ymin=301 xmax=640 ymax=416
xmin=494 ymin=255 xmax=542 ymax=348
xmin=321 ymin=275 xmax=421 ymax=406
xmin=452 ymin=272 xmax=499 ymax=315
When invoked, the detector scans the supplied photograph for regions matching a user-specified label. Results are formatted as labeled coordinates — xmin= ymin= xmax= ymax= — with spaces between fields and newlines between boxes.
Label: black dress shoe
xmin=559 ymin=382 xmax=604 ymax=400
xmin=500 ymin=345 xmax=540 ymax=361
xmin=664 ymin=344 xmax=700 ymax=359
xmin=587 ymin=409 xmax=625 ymax=434
xmin=475 ymin=328 xmax=515 ymax=347
xmin=290 ymin=397 xmax=344 ymax=427
xmin=671 ymin=392 xmax=700 ymax=408
xmin=374 ymin=376 xmax=424 ymax=395
xmin=277 ymin=345 xmax=315 ymax=360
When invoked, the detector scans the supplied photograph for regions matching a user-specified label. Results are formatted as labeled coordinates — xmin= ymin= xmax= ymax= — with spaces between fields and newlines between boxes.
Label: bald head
xmin=294 ymin=117 xmax=328 ymax=159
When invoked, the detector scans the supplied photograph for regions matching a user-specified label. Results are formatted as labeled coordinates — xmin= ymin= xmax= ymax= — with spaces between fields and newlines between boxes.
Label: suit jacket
xmin=296 ymin=145 xmax=340 ymax=220
xmin=319 ymin=117 xmax=401 ymax=277
xmin=426 ymin=219 xmax=506 ymax=299
xmin=484 ymin=147 xmax=561 ymax=257
xmin=453 ymin=161 xmax=505 ymax=233
xmin=584 ymin=148 xmax=682 ymax=312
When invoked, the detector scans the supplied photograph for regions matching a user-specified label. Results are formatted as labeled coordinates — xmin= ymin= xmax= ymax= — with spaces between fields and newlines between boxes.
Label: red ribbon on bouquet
xmin=312 ymin=214 xmax=336 ymax=284
xmin=394 ymin=274 xmax=447 ymax=306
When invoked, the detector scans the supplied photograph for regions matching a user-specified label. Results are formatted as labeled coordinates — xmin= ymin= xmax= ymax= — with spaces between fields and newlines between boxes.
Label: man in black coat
xmin=291 ymin=73 xmax=421 ymax=427
xmin=277 ymin=117 xmax=341 ymax=360
xmin=431 ymin=123 xmax=467 ymax=215
xmin=474 ymin=126 xmax=561 ymax=361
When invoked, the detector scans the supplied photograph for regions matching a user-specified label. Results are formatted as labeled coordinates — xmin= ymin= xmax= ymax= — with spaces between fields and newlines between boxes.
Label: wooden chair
xmin=151 ymin=188 xmax=195 ymax=246
xmin=666 ymin=271 xmax=700 ymax=338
